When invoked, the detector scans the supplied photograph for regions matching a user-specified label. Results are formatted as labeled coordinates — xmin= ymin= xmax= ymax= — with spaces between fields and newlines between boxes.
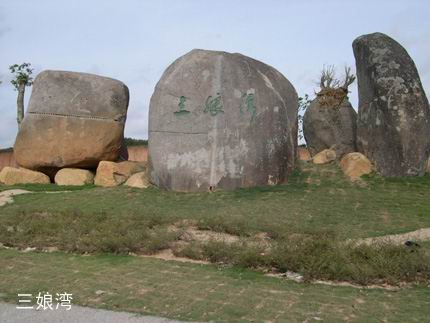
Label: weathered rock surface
xmin=0 ymin=167 xmax=50 ymax=185
xmin=54 ymin=168 xmax=94 ymax=186
xmin=303 ymin=94 xmax=357 ymax=157
xmin=353 ymin=32 xmax=430 ymax=176
xmin=14 ymin=70 xmax=129 ymax=171
xmin=339 ymin=152 xmax=372 ymax=180
xmin=95 ymin=161 xmax=146 ymax=187
xmin=124 ymin=171 xmax=150 ymax=188
xmin=298 ymin=147 xmax=311 ymax=161
xmin=312 ymin=149 xmax=336 ymax=165
xmin=427 ymin=157 xmax=430 ymax=173
xmin=149 ymin=49 xmax=298 ymax=192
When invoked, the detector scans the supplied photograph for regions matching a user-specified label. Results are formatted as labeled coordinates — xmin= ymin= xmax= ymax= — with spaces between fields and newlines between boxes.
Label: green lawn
xmin=1 ymin=249 xmax=429 ymax=322
xmin=1 ymin=163 xmax=430 ymax=281
xmin=1 ymin=163 xmax=430 ymax=240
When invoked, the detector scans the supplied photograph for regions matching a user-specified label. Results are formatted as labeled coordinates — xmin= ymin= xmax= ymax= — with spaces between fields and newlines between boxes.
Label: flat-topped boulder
xmin=0 ymin=167 xmax=50 ymax=185
xmin=149 ymin=49 xmax=298 ymax=192
xmin=353 ymin=32 xmax=430 ymax=176
xmin=14 ymin=70 xmax=129 ymax=171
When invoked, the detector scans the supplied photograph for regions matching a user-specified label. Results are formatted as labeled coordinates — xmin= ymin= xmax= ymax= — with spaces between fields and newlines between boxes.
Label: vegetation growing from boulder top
xmin=317 ymin=65 xmax=356 ymax=108
xmin=124 ymin=137 xmax=148 ymax=146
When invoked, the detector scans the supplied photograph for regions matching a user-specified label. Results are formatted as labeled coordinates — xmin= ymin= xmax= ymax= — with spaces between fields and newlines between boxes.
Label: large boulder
xmin=339 ymin=152 xmax=372 ymax=180
xmin=0 ymin=167 xmax=50 ymax=185
xmin=303 ymin=92 xmax=357 ymax=157
xmin=94 ymin=161 xmax=146 ymax=187
xmin=149 ymin=49 xmax=298 ymax=192
xmin=14 ymin=70 xmax=129 ymax=171
xmin=353 ymin=32 xmax=430 ymax=176
xmin=54 ymin=168 xmax=94 ymax=186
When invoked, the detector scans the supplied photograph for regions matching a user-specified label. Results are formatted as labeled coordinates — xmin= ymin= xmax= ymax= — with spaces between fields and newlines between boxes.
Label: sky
xmin=0 ymin=0 xmax=429 ymax=148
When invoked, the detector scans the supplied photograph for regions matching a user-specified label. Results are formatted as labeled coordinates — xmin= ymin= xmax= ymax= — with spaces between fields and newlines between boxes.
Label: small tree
xmin=297 ymin=94 xmax=311 ymax=141
xmin=9 ymin=63 xmax=33 ymax=126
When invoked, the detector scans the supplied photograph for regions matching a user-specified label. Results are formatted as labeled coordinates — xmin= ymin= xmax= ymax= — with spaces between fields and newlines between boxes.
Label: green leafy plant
xmin=9 ymin=62 xmax=33 ymax=126
xmin=297 ymin=94 xmax=311 ymax=141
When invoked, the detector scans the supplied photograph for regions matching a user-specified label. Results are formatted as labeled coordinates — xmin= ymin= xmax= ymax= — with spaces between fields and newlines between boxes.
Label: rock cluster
xmin=0 ymin=167 xmax=50 ymax=185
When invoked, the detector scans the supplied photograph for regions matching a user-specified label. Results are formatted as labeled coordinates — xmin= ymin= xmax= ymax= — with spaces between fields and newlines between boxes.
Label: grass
xmin=0 ymin=183 xmax=95 ymax=192
xmin=1 ymin=163 xmax=430 ymax=239
xmin=1 ymin=249 xmax=430 ymax=322
xmin=1 ymin=162 xmax=430 ymax=285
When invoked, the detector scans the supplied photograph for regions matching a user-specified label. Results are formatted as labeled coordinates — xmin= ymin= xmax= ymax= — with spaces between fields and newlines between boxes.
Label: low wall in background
xmin=0 ymin=150 xmax=17 ymax=171
xmin=0 ymin=145 xmax=148 ymax=172
xmin=127 ymin=145 xmax=148 ymax=162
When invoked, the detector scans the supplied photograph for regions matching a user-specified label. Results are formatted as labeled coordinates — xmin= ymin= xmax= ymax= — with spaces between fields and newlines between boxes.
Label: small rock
xmin=44 ymin=246 xmax=59 ymax=253
xmin=312 ymin=149 xmax=336 ymax=164
xmin=124 ymin=171 xmax=150 ymax=188
xmin=339 ymin=152 xmax=372 ymax=180
xmin=94 ymin=161 xmax=146 ymax=187
xmin=22 ymin=247 xmax=36 ymax=253
xmin=95 ymin=290 xmax=106 ymax=295
xmin=0 ymin=167 xmax=50 ymax=185
xmin=54 ymin=168 xmax=94 ymax=186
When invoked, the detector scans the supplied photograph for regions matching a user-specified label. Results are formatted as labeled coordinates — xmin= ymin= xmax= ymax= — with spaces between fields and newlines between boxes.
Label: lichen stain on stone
xmin=165 ymin=139 xmax=250 ymax=186
xmin=166 ymin=148 xmax=210 ymax=173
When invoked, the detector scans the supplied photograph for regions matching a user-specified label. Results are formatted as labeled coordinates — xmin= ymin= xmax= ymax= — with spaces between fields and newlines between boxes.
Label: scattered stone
xmin=54 ymin=168 xmax=94 ymax=186
xmin=353 ymin=32 xmax=430 ymax=176
xmin=22 ymin=247 xmax=37 ymax=253
xmin=339 ymin=152 xmax=372 ymax=180
xmin=303 ymin=96 xmax=357 ymax=158
xmin=124 ymin=171 xmax=150 ymax=188
xmin=95 ymin=161 xmax=146 ymax=187
xmin=0 ymin=167 xmax=50 ymax=185
xmin=14 ymin=70 xmax=130 ymax=170
xmin=149 ymin=49 xmax=298 ymax=191
xmin=312 ymin=149 xmax=336 ymax=164
xmin=44 ymin=246 xmax=59 ymax=253
xmin=95 ymin=290 xmax=106 ymax=296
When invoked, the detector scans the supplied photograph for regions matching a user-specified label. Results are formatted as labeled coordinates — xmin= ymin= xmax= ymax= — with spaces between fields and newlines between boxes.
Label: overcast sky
xmin=0 ymin=0 xmax=429 ymax=148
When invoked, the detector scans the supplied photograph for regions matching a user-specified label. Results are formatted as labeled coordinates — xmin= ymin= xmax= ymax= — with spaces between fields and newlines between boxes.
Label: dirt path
xmin=358 ymin=228 xmax=430 ymax=245
xmin=0 ymin=189 xmax=31 ymax=207
xmin=0 ymin=189 xmax=72 ymax=208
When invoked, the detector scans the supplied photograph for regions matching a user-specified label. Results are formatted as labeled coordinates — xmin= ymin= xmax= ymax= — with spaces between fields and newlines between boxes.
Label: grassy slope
xmin=1 ymin=249 xmax=429 ymax=323
xmin=1 ymin=163 xmax=429 ymax=240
